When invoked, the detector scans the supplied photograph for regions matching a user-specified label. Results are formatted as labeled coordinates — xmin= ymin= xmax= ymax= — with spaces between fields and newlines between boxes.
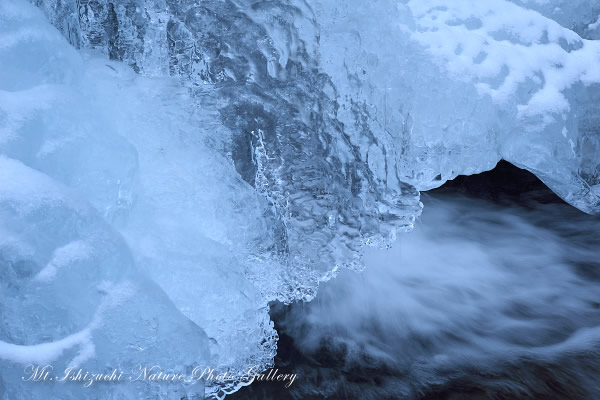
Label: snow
xmin=311 ymin=0 xmax=600 ymax=213
xmin=590 ymin=16 xmax=600 ymax=31
xmin=0 ymin=329 xmax=92 ymax=365
xmin=34 ymin=241 xmax=92 ymax=283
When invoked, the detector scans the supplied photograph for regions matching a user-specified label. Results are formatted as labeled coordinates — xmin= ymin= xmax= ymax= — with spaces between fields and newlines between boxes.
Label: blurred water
xmin=232 ymin=162 xmax=600 ymax=400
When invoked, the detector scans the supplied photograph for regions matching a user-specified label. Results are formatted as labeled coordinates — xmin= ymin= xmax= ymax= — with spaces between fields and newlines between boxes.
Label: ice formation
xmin=28 ymin=0 xmax=600 ymax=215
xmin=314 ymin=0 xmax=600 ymax=213
xmin=0 ymin=0 xmax=599 ymax=398
xmin=270 ymin=191 xmax=600 ymax=399
xmin=1 ymin=0 xmax=417 ymax=398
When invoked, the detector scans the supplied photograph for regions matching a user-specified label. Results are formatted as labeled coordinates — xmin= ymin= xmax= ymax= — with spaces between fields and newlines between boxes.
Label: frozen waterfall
xmin=0 ymin=0 xmax=599 ymax=398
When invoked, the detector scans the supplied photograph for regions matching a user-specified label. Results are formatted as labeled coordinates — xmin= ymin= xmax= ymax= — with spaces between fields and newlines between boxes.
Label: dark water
xmin=230 ymin=161 xmax=600 ymax=400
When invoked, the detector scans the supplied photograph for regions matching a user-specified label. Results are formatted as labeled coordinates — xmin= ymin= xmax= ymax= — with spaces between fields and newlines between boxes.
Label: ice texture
xmin=0 ymin=157 xmax=211 ymax=400
xmin=1 ymin=0 xmax=419 ymax=398
xmin=31 ymin=0 xmax=600 ymax=214
xmin=0 ymin=2 xmax=270 ymax=398
xmin=33 ymin=0 xmax=422 ymax=286
xmin=314 ymin=0 xmax=600 ymax=214
xmin=510 ymin=0 xmax=600 ymax=39
xmin=2 ymin=0 xmax=600 ymax=398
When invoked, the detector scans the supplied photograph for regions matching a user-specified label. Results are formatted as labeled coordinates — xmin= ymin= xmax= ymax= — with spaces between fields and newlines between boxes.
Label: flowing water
xmin=233 ymin=162 xmax=600 ymax=400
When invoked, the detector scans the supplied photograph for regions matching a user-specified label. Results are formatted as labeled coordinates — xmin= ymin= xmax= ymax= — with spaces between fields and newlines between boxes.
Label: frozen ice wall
xmin=0 ymin=0 xmax=419 ymax=398
xmin=2 ymin=0 xmax=600 ymax=398
xmin=31 ymin=0 xmax=600 ymax=215
xmin=0 ymin=2 xmax=269 ymax=398
xmin=28 ymin=0 xmax=423 ymax=295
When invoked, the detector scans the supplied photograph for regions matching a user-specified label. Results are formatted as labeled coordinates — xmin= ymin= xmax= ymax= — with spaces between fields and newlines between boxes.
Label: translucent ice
xmin=313 ymin=0 xmax=600 ymax=214
xmin=2 ymin=0 xmax=600 ymax=398
xmin=32 ymin=0 xmax=600 ymax=214
xmin=0 ymin=157 xmax=212 ymax=400
xmin=1 ymin=0 xmax=419 ymax=398
xmin=0 ymin=2 xmax=272 ymax=398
